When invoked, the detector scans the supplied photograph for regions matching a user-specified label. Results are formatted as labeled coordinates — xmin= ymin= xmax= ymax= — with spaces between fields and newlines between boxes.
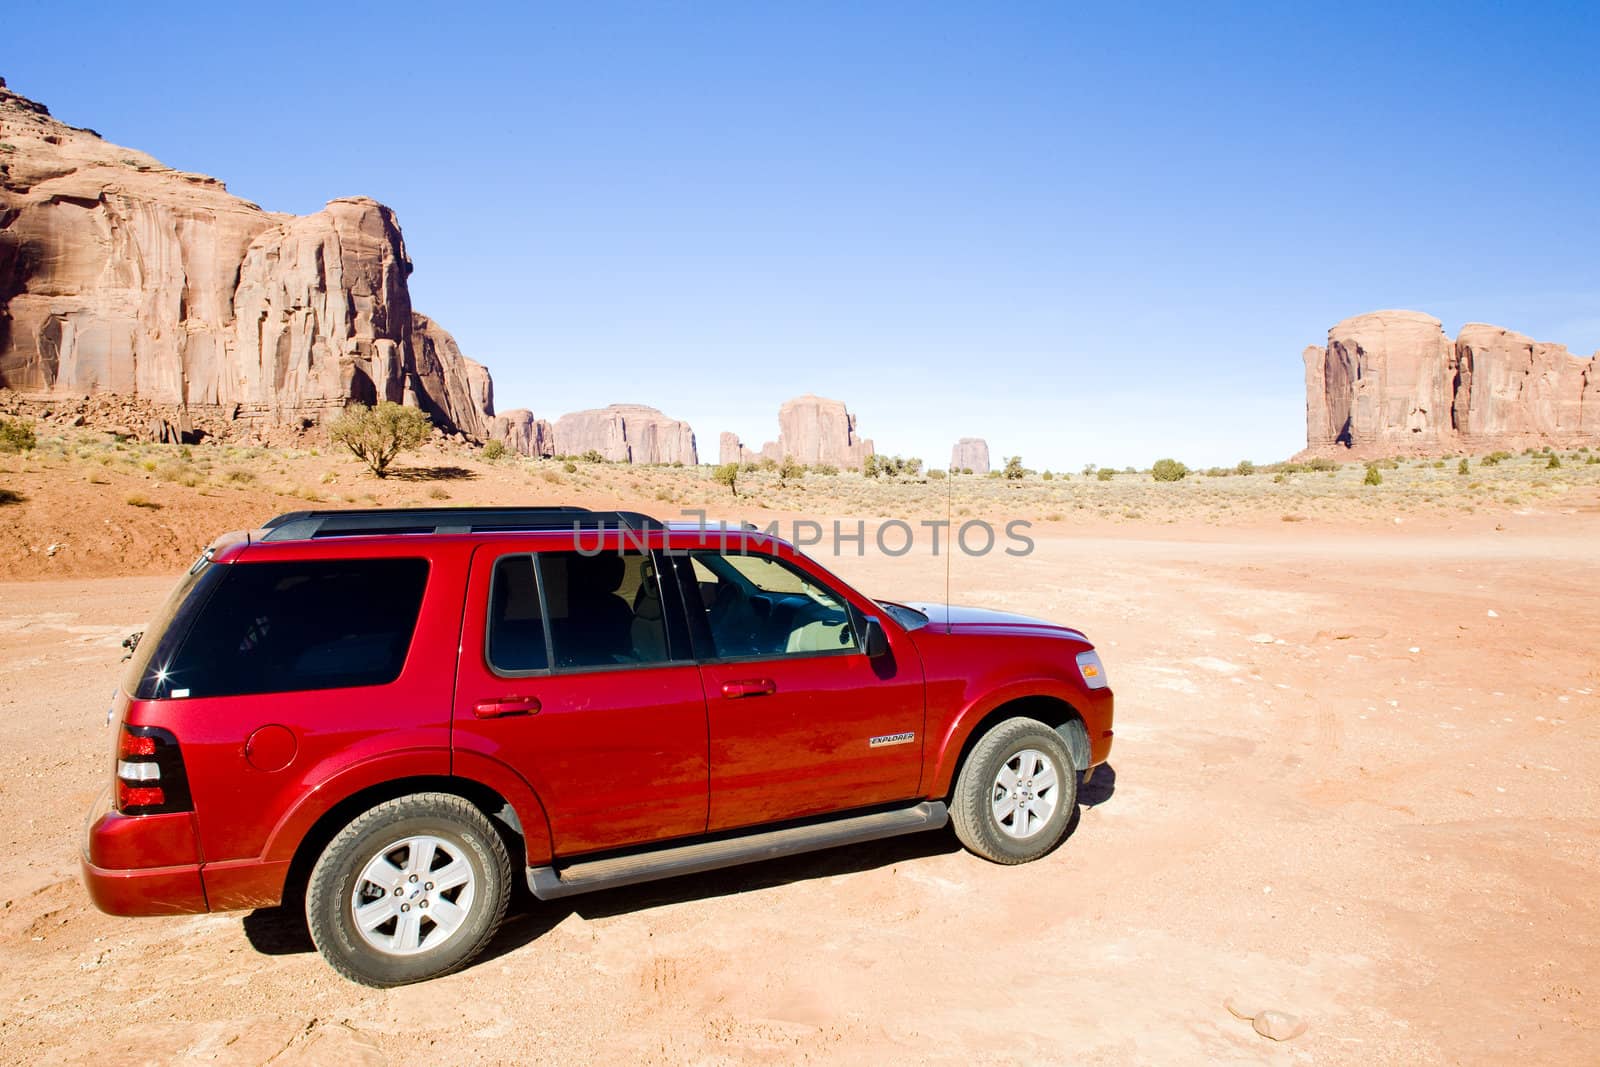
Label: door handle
xmin=721 ymin=679 xmax=777 ymax=699
xmin=474 ymin=697 xmax=541 ymax=718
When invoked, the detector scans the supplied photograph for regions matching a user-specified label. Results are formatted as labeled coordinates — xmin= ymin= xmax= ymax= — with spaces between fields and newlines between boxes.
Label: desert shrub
xmin=1041 ymin=470 xmax=1054 ymax=481
xmin=1003 ymin=456 xmax=1025 ymax=481
xmin=1363 ymin=465 xmax=1383 ymax=486
xmin=153 ymin=460 xmax=200 ymax=486
xmin=758 ymin=456 xmax=778 ymax=471
xmin=928 ymin=468 xmax=946 ymax=480
xmin=1588 ymin=456 xmax=1600 ymax=465
xmin=778 ymin=456 xmax=804 ymax=486
xmin=1235 ymin=459 xmax=1255 ymax=476
xmin=427 ymin=486 xmax=450 ymax=500
xmin=2 ymin=418 xmax=41 ymax=450
xmin=125 ymin=493 xmax=161 ymax=509
xmin=811 ymin=462 xmax=839 ymax=476
xmin=863 ymin=455 xmax=881 ymax=479
xmin=741 ymin=462 xmax=759 ymax=474
xmin=329 ymin=402 xmax=432 ymax=478
xmin=1281 ymin=513 xmax=1306 ymax=522
xmin=562 ymin=460 xmax=578 ymax=474
xmin=1458 ymin=458 xmax=1469 ymax=474
xmin=1151 ymin=458 xmax=1189 ymax=482
xmin=962 ymin=467 xmax=974 ymax=475
xmin=581 ymin=449 xmax=605 ymax=464
xmin=1272 ymin=473 xmax=1287 ymax=484
xmin=1203 ymin=467 xmax=1230 ymax=478
xmin=1481 ymin=451 xmax=1513 ymax=466
xmin=223 ymin=467 xmax=256 ymax=484
xmin=1306 ymin=456 xmax=1338 ymax=472
xmin=1547 ymin=453 xmax=1562 ymax=469
xmin=1097 ymin=468 xmax=1115 ymax=481
xmin=481 ymin=439 xmax=507 ymax=461
xmin=714 ymin=462 xmax=740 ymax=496
xmin=1082 ymin=464 xmax=1097 ymax=476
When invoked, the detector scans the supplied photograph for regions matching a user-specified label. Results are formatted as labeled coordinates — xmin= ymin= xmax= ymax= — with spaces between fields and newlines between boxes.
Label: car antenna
xmin=945 ymin=459 xmax=954 ymax=635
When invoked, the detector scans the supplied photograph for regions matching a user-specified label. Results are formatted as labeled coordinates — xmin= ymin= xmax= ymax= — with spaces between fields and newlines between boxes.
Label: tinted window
xmin=686 ymin=552 xmax=858 ymax=659
xmin=141 ymin=558 xmax=429 ymax=699
xmin=487 ymin=555 xmax=548 ymax=672
xmin=533 ymin=551 xmax=671 ymax=670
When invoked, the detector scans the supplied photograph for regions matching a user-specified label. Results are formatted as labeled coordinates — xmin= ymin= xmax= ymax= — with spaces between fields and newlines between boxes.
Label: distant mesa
xmin=720 ymin=394 xmax=875 ymax=468
xmin=0 ymin=80 xmax=494 ymax=442
xmin=493 ymin=403 xmax=697 ymax=464
xmin=1303 ymin=310 xmax=1600 ymax=456
xmin=950 ymin=437 xmax=990 ymax=473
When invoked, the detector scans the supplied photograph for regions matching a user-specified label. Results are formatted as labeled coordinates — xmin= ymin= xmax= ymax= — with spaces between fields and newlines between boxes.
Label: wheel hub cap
xmin=351 ymin=834 xmax=475 ymax=956
xmin=991 ymin=748 xmax=1060 ymax=839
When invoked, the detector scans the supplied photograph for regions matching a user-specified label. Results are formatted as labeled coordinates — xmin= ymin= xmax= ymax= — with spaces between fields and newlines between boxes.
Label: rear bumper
xmin=81 ymin=855 xmax=209 ymax=915
xmin=81 ymin=789 xmax=209 ymax=916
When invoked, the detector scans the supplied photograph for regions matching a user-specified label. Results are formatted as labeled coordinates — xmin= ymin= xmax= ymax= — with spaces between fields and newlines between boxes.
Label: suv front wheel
xmin=305 ymin=792 xmax=511 ymax=987
xmin=950 ymin=716 xmax=1079 ymax=864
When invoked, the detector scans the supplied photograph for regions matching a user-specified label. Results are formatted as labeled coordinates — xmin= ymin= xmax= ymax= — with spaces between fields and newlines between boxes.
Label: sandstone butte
xmin=949 ymin=436 xmax=990 ymax=474
xmin=719 ymin=394 xmax=875 ymax=468
xmin=1304 ymin=310 xmax=1600 ymax=457
xmin=0 ymin=77 xmax=496 ymax=441
xmin=492 ymin=404 xmax=697 ymax=464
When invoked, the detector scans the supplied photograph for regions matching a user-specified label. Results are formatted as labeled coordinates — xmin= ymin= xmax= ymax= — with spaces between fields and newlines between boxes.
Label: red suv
xmin=84 ymin=507 xmax=1113 ymax=986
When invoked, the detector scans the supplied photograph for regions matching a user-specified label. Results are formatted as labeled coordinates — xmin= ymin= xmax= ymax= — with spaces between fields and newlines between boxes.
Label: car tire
xmin=305 ymin=792 xmax=511 ymax=987
xmin=950 ymin=716 xmax=1079 ymax=864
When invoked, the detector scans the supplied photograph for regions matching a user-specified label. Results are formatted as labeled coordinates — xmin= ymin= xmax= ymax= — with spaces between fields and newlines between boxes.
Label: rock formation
xmin=492 ymin=409 xmax=555 ymax=458
xmin=950 ymin=437 xmax=990 ymax=473
xmin=0 ymin=78 xmax=494 ymax=439
xmin=1304 ymin=310 xmax=1600 ymax=456
xmin=493 ymin=403 xmax=696 ymax=464
xmin=721 ymin=394 xmax=875 ymax=468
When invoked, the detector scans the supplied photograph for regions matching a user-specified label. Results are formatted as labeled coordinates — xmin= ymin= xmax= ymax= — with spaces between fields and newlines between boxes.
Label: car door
xmin=453 ymin=542 xmax=709 ymax=857
xmin=671 ymin=547 xmax=926 ymax=832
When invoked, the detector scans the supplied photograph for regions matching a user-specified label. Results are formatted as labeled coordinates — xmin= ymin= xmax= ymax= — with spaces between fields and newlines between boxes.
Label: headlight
xmin=1076 ymin=649 xmax=1109 ymax=690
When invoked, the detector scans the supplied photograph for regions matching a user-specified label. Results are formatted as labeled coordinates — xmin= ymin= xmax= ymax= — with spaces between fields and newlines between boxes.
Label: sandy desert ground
xmin=1 ymin=437 xmax=1598 ymax=1064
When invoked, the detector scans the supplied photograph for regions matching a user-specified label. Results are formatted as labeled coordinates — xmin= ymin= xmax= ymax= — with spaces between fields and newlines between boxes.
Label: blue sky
xmin=7 ymin=2 xmax=1597 ymax=467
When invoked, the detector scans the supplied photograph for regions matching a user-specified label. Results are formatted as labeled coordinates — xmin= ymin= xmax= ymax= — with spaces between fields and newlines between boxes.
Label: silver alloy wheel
xmin=991 ymin=748 xmax=1060 ymax=839
xmin=350 ymin=834 xmax=476 ymax=956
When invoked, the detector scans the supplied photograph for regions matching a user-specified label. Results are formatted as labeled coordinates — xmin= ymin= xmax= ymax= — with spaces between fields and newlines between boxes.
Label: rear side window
xmin=487 ymin=550 xmax=672 ymax=673
xmin=139 ymin=558 xmax=429 ymax=699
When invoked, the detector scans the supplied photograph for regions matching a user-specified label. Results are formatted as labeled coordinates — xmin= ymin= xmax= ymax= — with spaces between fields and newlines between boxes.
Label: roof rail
xmin=258 ymin=507 xmax=662 ymax=542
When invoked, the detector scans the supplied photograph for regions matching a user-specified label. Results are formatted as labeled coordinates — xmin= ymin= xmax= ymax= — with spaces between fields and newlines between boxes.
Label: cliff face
xmin=1304 ymin=310 xmax=1600 ymax=455
xmin=720 ymin=394 xmax=876 ymax=468
xmin=0 ymin=78 xmax=493 ymax=438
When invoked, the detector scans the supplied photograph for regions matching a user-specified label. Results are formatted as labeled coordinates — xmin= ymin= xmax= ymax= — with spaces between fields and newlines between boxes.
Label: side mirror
xmin=862 ymin=616 xmax=889 ymax=658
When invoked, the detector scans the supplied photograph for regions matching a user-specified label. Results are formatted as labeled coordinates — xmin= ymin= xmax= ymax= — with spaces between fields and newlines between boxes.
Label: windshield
xmin=876 ymin=600 xmax=929 ymax=631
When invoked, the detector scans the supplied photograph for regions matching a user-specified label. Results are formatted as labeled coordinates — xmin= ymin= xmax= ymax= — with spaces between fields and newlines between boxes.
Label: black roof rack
xmin=258 ymin=507 xmax=662 ymax=542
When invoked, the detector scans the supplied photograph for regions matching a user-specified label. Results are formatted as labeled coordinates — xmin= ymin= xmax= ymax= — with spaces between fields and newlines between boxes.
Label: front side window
xmin=685 ymin=551 xmax=858 ymax=659
xmin=140 ymin=558 xmax=429 ymax=699
xmin=487 ymin=550 xmax=672 ymax=672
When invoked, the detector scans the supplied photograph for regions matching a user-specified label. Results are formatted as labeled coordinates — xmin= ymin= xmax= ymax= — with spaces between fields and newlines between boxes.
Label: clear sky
xmin=6 ymin=1 xmax=1597 ymax=468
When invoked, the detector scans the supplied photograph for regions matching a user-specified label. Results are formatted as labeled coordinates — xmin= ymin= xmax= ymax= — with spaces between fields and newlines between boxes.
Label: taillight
xmin=115 ymin=724 xmax=192 ymax=815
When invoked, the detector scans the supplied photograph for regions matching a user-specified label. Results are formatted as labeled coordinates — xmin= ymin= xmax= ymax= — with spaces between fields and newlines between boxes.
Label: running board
xmin=526 ymin=801 xmax=948 ymax=901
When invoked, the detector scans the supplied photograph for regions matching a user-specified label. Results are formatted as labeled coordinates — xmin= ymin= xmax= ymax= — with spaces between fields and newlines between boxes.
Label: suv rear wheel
xmin=950 ymin=716 xmax=1078 ymax=864
xmin=305 ymin=793 xmax=511 ymax=987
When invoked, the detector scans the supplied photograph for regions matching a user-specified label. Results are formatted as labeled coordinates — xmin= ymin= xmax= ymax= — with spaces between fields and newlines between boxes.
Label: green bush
xmin=562 ymin=460 xmax=578 ymax=473
xmin=581 ymin=449 xmax=605 ymax=464
xmin=1458 ymin=458 xmax=1469 ymax=475
xmin=1547 ymin=453 xmax=1562 ymax=469
xmin=1306 ymin=456 xmax=1337 ymax=472
xmin=1041 ymin=470 xmax=1053 ymax=481
xmin=778 ymin=456 xmax=804 ymax=486
xmin=1150 ymin=458 xmax=1189 ymax=482
xmin=481 ymin=439 xmax=507 ymax=461
xmin=928 ymin=468 xmax=946 ymax=480
xmin=1481 ymin=450 xmax=1513 ymax=466
xmin=328 ymin=402 xmax=432 ymax=477
xmin=1235 ymin=459 xmax=1255 ymax=476
xmin=811 ymin=462 xmax=839 ymax=476
xmin=1097 ymin=468 xmax=1115 ymax=481
xmin=1003 ymin=456 xmax=1025 ymax=481
xmin=1363 ymin=465 xmax=1383 ymax=486
xmin=0 ymin=417 xmax=38 ymax=453
xmin=714 ymin=462 xmax=740 ymax=496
